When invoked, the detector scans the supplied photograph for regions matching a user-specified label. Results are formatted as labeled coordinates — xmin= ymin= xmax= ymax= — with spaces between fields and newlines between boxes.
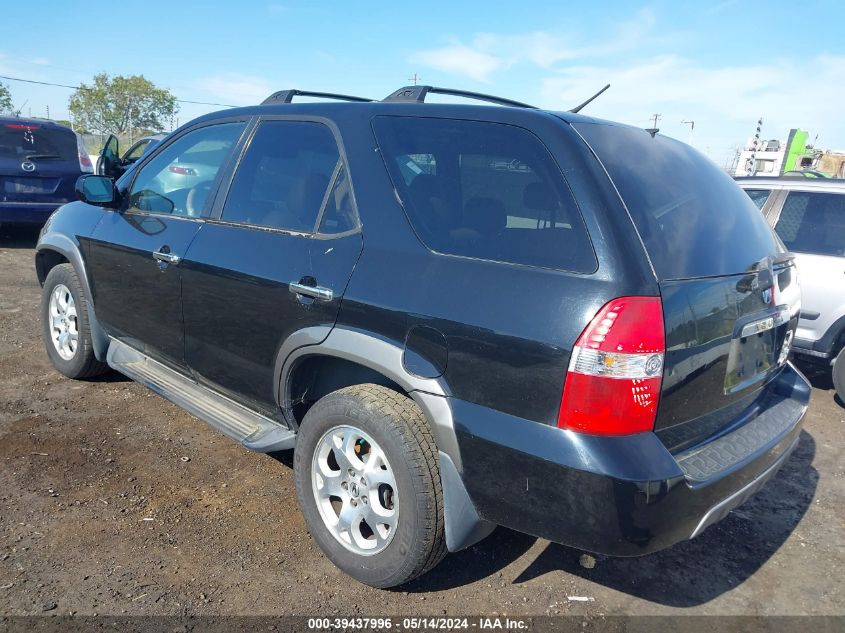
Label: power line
xmin=0 ymin=73 xmax=238 ymax=108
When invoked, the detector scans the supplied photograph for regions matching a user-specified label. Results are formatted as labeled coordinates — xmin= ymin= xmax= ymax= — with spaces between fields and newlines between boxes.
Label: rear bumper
xmin=453 ymin=361 xmax=810 ymax=556
xmin=0 ymin=202 xmax=63 ymax=224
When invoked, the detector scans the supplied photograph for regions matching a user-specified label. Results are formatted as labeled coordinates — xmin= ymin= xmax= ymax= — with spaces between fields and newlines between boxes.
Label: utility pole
xmin=46 ymin=105 xmax=50 ymax=120
xmin=650 ymin=113 xmax=662 ymax=129
xmin=745 ymin=117 xmax=763 ymax=175
xmin=408 ymin=73 xmax=421 ymax=86
xmin=681 ymin=120 xmax=695 ymax=146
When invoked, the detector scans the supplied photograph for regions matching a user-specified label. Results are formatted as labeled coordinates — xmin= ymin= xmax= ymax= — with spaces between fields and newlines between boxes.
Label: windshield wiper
xmin=25 ymin=154 xmax=63 ymax=161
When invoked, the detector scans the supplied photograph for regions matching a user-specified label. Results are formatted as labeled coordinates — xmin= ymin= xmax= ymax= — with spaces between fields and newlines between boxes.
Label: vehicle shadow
xmin=794 ymin=360 xmax=843 ymax=408
xmin=88 ymin=371 xmax=131 ymax=384
xmin=0 ymin=225 xmax=42 ymax=249
xmin=265 ymin=449 xmax=540 ymax=590
xmin=267 ymin=430 xmax=816 ymax=602
xmin=510 ymin=430 xmax=818 ymax=606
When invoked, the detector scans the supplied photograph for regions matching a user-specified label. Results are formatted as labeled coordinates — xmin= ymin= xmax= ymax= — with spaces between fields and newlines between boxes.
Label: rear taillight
xmin=558 ymin=296 xmax=665 ymax=435
xmin=76 ymin=135 xmax=93 ymax=173
xmin=169 ymin=165 xmax=196 ymax=176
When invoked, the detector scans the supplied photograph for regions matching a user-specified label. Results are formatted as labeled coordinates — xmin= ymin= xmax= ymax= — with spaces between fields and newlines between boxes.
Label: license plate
xmin=3 ymin=177 xmax=58 ymax=194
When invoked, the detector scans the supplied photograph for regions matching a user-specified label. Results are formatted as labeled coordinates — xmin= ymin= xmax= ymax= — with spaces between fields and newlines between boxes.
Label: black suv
xmin=34 ymin=86 xmax=810 ymax=588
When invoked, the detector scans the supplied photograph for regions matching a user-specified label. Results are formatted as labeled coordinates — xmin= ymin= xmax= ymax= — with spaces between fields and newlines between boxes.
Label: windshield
xmin=574 ymin=121 xmax=784 ymax=280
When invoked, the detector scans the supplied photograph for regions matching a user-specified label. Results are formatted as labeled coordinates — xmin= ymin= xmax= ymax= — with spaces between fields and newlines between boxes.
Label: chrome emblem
xmin=21 ymin=161 xmax=36 ymax=173
xmin=761 ymin=287 xmax=773 ymax=305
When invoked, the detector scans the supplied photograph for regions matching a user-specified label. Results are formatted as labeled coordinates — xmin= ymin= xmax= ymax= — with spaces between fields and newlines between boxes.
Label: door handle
xmin=289 ymin=282 xmax=333 ymax=302
xmin=152 ymin=250 xmax=181 ymax=265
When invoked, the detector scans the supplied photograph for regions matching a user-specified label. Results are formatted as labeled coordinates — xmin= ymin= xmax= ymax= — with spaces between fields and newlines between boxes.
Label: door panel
xmin=180 ymin=118 xmax=362 ymax=415
xmin=86 ymin=212 xmax=201 ymax=368
xmin=85 ymin=121 xmax=247 ymax=369
xmin=772 ymin=190 xmax=845 ymax=342
xmin=181 ymin=225 xmax=362 ymax=414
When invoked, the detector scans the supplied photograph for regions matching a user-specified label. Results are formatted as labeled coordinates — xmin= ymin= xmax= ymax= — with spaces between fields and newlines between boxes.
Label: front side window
xmin=127 ymin=122 xmax=244 ymax=217
xmin=743 ymin=188 xmax=772 ymax=210
xmin=775 ymin=191 xmax=845 ymax=257
xmin=372 ymin=116 xmax=596 ymax=273
xmin=221 ymin=120 xmax=341 ymax=232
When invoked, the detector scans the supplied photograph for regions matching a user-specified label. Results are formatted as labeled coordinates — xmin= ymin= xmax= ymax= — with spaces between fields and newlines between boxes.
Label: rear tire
xmin=294 ymin=384 xmax=446 ymax=588
xmin=833 ymin=347 xmax=845 ymax=402
xmin=41 ymin=264 xmax=109 ymax=379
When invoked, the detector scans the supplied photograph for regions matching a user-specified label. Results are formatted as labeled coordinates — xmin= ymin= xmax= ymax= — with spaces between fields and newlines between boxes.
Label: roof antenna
xmin=568 ymin=84 xmax=610 ymax=113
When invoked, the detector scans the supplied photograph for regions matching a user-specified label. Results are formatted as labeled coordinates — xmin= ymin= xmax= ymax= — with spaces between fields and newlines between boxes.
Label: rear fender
xmin=276 ymin=326 xmax=494 ymax=551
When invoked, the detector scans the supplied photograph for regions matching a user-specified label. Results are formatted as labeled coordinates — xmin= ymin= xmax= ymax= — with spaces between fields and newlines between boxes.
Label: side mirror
xmin=76 ymin=175 xmax=120 ymax=208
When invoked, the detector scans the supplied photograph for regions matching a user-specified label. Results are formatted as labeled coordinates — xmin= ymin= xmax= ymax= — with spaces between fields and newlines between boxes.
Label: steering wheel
xmin=186 ymin=181 xmax=214 ymax=217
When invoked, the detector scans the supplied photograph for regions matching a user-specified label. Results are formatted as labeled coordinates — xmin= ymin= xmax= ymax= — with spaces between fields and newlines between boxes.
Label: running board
xmin=106 ymin=339 xmax=296 ymax=452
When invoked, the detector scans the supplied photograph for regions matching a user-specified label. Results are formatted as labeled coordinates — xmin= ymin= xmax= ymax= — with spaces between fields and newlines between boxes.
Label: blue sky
xmin=2 ymin=1 xmax=844 ymax=166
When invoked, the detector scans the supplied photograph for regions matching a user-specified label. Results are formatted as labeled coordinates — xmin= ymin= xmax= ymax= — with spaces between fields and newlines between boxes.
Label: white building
xmin=734 ymin=138 xmax=785 ymax=177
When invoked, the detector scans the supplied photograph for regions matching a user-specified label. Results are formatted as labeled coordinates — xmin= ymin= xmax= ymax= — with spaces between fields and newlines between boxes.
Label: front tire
xmin=41 ymin=264 xmax=109 ymax=379
xmin=294 ymin=384 xmax=446 ymax=588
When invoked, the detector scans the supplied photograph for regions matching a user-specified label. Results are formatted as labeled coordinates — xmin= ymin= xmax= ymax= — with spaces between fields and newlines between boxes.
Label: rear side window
xmin=574 ymin=122 xmax=784 ymax=280
xmin=372 ymin=116 xmax=596 ymax=273
xmin=774 ymin=191 xmax=845 ymax=257
xmin=222 ymin=120 xmax=339 ymax=232
xmin=1 ymin=122 xmax=77 ymax=161
xmin=743 ymin=188 xmax=772 ymax=210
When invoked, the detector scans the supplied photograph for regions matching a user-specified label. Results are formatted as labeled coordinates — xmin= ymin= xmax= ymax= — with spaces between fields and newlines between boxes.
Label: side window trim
xmin=208 ymin=114 xmax=361 ymax=239
xmin=119 ymin=117 xmax=254 ymax=220
xmin=312 ymin=159 xmax=344 ymax=232
xmin=767 ymin=188 xmax=797 ymax=228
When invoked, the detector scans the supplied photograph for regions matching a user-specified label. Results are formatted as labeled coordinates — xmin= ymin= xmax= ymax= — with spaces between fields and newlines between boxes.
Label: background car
xmin=737 ymin=176 xmax=845 ymax=399
xmin=96 ymin=133 xmax=166 ymax=180
xmin=0 ymin=116 xmax=92 ymax=226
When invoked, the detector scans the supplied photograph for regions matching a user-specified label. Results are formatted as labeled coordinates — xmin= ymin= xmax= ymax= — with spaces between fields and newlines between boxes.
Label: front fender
xmin=36 ymin=206 xmax=109 ymax=360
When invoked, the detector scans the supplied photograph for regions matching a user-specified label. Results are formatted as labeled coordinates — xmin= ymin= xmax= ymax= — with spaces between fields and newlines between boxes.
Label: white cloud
xmin=194 ymin=74 xmax=275 ymax=106
xmin=539 ymin=54 xmax=845 ymax=156
xmin=409 ymin=12 xmax=845 ymax=158
xmin=410 ymin=8 xmax=657 ymax=81
xmin=411 ymin=42 xmax=504 ymax=83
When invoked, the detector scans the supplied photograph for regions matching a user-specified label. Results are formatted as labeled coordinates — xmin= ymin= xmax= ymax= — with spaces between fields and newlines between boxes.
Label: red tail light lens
xmin=558 ymin=296 xmax=665 ymax=435
xmin=169 ymin=165 xmax=196 ymax=176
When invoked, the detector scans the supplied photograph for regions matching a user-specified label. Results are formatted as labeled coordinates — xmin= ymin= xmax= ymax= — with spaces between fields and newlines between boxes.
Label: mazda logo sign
xmin=21 ymin=161 xmax=36 ymax=173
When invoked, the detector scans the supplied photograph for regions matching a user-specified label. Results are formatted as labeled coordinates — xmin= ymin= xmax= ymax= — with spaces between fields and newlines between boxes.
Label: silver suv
xmin=737 ymin=177 xmax=845 ymax=398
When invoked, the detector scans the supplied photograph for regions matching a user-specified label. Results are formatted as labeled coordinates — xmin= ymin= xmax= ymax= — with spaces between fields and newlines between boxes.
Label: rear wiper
xmin=25 ymin=154 xmax=63 ymax=161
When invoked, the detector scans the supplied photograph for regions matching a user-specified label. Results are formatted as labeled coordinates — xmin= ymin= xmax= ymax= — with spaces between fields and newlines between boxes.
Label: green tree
xmin=68 ymin=73 xmax=178 ymax=137
xmin=0 ymin=82 xmax=13 ymax=115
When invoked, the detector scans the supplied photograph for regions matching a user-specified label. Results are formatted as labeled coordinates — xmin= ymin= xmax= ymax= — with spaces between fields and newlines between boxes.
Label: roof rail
xmin=261 ymin=89 xmax=373 ymax=105
xmin=383 ymin=85 xmax=536 ymax=109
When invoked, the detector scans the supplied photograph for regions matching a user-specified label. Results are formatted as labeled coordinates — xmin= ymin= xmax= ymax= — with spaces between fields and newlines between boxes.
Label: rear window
xmin=372 ymin=116 xmax=597 ymax=273
xmin=774 ymin=191 xmax=845 ymax=257
xmin=0 ymin=122 xmax=77 ymax=161
xmin=574 ymin=122 xmax=784 ymax=280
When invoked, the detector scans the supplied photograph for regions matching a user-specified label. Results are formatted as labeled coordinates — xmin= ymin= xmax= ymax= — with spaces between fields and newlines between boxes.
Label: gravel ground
xmin=1 ymin=225 xmax=843 ymax=618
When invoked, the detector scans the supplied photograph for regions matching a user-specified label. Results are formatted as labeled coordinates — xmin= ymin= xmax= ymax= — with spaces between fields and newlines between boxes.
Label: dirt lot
xmin=1 ymin=224 xmax=843 ymax=618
